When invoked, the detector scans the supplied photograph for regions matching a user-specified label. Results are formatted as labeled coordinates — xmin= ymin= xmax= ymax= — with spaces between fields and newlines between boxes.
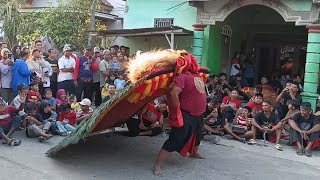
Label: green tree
xmin=0 ymin=0 xmax=23 ymax=48
xmin=17 ymin=0 xmax=107 ymax=51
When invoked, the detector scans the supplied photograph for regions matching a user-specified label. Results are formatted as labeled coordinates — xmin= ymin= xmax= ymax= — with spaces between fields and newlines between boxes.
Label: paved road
xmin=1 ymin=131 xmax=320 ymax=180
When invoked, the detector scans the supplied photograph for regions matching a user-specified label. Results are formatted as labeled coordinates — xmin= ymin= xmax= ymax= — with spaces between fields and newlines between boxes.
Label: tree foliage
xmin=1 ymin=0 xmax=107 ymax=50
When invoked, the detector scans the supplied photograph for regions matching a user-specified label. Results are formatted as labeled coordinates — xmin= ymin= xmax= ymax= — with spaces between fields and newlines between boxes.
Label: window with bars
xmin=154 ymin=18 xmax=174 ymax=28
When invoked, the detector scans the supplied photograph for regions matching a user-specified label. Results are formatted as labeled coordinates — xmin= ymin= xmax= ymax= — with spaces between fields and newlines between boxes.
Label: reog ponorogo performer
xmin=47 ymin=50 xmax=209 ymax=176
xmin=153 ymin=52 xmax=207 ymax=176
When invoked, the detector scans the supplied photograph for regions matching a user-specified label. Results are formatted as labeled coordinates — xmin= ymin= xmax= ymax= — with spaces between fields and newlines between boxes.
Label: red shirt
xmin=59 ymin=111 xmax=77 ymax=126
xmin=0 ymin=106 xmax=18 ymax=128
xmin=222 ymin=96 xmax=242 ymax=109
xmin=142 ymin=103 xmax=162 ymax=124
xmin=28 ymin=90 xmax=41 ymax=102
xmin=246 ymin=101 xmax=262 ymax=114
xmin=174 ymin=72 xmax=206 ymax=116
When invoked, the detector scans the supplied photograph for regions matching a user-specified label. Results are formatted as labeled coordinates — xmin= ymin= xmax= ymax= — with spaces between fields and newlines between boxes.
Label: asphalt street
xmin=1 ymin=130 xmax=320 ymax=180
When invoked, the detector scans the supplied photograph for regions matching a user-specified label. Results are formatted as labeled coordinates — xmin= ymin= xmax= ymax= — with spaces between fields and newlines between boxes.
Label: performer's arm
xmin=138 ymin=105 xmax=149 ymax=130
xmin=170 ymin=86 xmax=183 ymax=110
xmin=158 ymin=114 xmax=164 ymax=127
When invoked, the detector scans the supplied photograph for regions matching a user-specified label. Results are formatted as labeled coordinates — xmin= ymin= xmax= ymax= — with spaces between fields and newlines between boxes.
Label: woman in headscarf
xmin=56 ymin=89 xmax=68 ymax=110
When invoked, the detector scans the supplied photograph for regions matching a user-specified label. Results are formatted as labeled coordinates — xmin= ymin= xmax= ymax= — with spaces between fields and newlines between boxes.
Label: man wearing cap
xmin=99 ymin=50 xmax=112 ymax=88
xmin=248 ymin=100 xmax=281 ymax=145
xmin=58 ymin=45 xmax=76 ymax=95
xmin=289 ymin=102 xmax=320 ymax=157
xmin=0 ymin=47 xmax=14 ymax=103
xmin=74 ymin=47 xmax=98 ymax=102
xmin=76 ymin=98 xmax=94 ymax=124
xmin=0 ymin=92 xmax=26 ymax=146
xmin=92 ymin=47 xmax=102 ymax=106
xmin=12 ymin=51 xmax=33 ymax=94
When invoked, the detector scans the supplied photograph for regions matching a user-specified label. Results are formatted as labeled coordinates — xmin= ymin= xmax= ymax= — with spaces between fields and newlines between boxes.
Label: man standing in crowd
xmin=12 ymin=51 xmax=33 ymax=94
xmin=74 ymin=47 xmax=98 ymax=101
xmin=289 ymin=102 xmax=320 ymax=157
xmin=57 ymin=45 xmax=76 ymax=95
xmin=0 ymin=42 xmax=7 ymax=60
xmin=45 ymin=49 xmax=58 ymax=97
xmin=92 ymin=47 xmax=102 ymax=106
xmin=153 ymin=63 xmax=206 ymax=176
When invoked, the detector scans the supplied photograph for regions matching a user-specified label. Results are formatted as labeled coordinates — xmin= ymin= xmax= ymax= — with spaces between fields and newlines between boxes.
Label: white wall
xmin=28 ymin=0 xmax=60 ymax=8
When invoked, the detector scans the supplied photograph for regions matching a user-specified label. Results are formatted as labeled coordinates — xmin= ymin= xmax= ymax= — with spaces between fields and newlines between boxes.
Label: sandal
xmin=296 ymin=148 xmax=304 ymax=156
xmin=274 ymin=144 xmax=283 ymax=151
xmin=38 ymin=136 xmax=46 ymax=142
xmin=305 ymin=149 xmax=312 ymax=157
xmin=13 ymin=139 xmax=21 ymax=146
xmin=1 ymin=140 xmax=6 ymax=144
xmin=248 ymin=139 xmax=257 ymax=145
xmin=239 ymin=138 xmax=246 ymax=144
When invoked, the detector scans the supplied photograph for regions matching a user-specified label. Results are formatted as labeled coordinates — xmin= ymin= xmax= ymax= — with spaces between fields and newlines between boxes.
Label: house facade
xmin=120 ymin=0 xmax=320 ymax=110
xmin=121 ymin=0 xmax=197 ymax=53
xmin=188 ymin=0 xmax=320 ymax=110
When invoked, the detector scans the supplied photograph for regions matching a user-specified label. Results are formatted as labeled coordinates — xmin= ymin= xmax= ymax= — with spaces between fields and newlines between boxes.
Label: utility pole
xmin=88 ymin=0 xmax=98 ymax=47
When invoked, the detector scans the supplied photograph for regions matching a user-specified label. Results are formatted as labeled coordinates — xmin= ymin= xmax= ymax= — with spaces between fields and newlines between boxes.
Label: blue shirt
xmin=114 ymin=79 xmax=126 ymax=89
xmin=12 ymin=59 xmax=33 ymax=94
xmin=42 ymin=98 xmax=57 ymax=107
xmin=112 ymin=62 xmax=119 ymax=70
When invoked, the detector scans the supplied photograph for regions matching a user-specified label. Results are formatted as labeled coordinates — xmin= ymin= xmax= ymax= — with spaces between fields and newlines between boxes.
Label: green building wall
xmin=122 ymin=0 xmax=197 ymax=54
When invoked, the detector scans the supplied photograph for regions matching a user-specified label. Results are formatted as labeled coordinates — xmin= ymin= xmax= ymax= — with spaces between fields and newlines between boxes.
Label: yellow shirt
xmin=71 ymin=102 xmax=81 ymax=112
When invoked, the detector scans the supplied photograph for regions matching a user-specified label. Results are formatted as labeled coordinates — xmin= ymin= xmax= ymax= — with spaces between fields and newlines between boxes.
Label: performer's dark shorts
xmin=126 ymin=118 xmax=162 ymax=137
xmin=162 ymin=111 xmax=204 ymax=153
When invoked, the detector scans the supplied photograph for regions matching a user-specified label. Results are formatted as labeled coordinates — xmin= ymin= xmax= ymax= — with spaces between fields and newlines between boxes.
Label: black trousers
xmin=126 ymin=118 xmax=162 ymax=137
xmin=58 ymin=80 xmax=75 ymax=95
xmin=162 ymin=111 xmax=204 ymax=153
xmin=76 ymin=79 xmax=93 ymax=101
xmin=93 ymin=82 xmax=102 ymax=106
xmin=50 ymin=82 xmax=58 ymax=97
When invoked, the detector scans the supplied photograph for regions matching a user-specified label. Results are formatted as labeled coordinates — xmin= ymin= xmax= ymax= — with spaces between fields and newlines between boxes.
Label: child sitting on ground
xmin=59 ymin=104 xmax=77 ymax=130
xmin=24 ymin=102 xmax=53 ymax=142
xmin=114 ymin=74 xmax=126 ymax=90
xmin=27 ymin=82 xmax=42 ymax=105
xmin=56 ymin=89 xmax=68 ymax=110
xmin=42 ymin=88 xmax=56 ymax=111
xmin=223 ymin=106 xmax=254 ymax=143
xmin=76 ymin=98 xmax=94 ymax=124
xmin=69 ymin=94 xmax=80 ymax=112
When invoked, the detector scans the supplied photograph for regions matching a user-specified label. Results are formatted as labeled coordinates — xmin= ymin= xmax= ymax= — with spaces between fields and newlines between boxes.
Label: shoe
xmin=274 ymin=144 xmax=283 ymax=151
xmin=248 ymin=139 xmax=257 ymax=145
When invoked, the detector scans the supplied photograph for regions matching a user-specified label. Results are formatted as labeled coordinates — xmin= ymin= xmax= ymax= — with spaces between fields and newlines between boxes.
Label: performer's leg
xmin=154 ymin=149 xmax=171 ymax=176
xmin=191 ymin=146 xmax=205 ymax=159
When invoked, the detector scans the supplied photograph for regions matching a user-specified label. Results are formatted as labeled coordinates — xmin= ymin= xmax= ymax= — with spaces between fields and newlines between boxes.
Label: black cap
xmin=17 ymin=83 xmax=28 ymax=91
xmin=300 ymin=102 xmax=312 ymax=110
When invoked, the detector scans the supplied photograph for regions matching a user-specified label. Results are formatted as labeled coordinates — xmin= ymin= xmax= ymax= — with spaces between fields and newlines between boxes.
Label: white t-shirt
xmin=58 ymin=56 xmax=76 ymax=82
